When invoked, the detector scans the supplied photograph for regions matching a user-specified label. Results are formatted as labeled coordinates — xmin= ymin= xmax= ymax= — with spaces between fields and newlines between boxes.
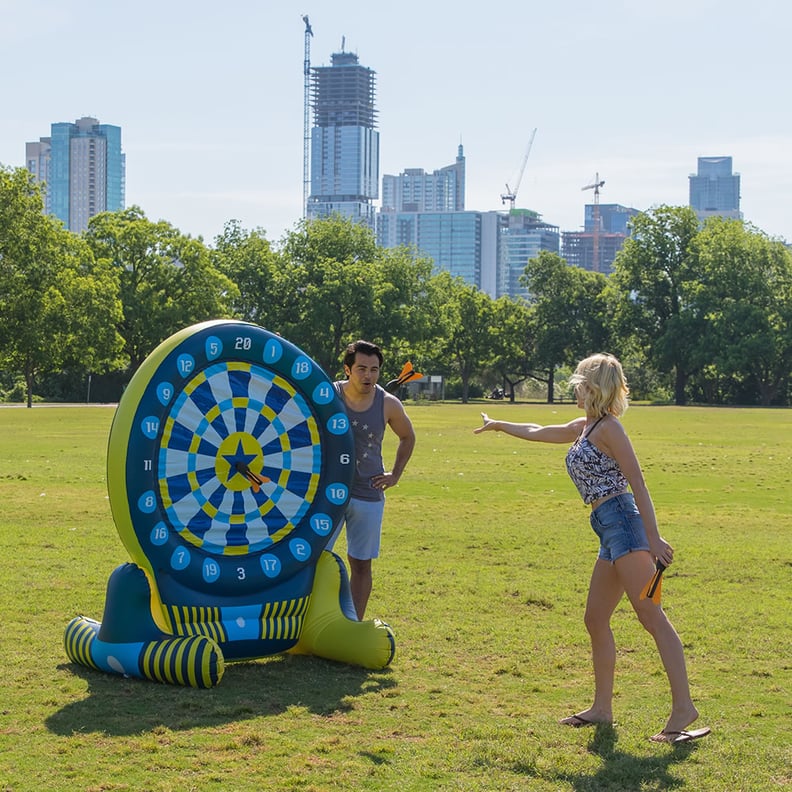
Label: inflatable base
xmin=65 ymin=551 xmax=394 ymax=688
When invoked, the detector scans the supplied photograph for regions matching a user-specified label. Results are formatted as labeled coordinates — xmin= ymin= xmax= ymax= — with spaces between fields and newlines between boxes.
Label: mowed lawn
xmin=0 ymin=402 xmax=789 ymax=791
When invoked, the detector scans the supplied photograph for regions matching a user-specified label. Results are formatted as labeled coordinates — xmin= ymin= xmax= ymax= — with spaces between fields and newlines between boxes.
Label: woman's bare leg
xmin=562 ymin=558 xmax=625 ymax=724
xmin=615 ymin=550 xmax=699 ymax=735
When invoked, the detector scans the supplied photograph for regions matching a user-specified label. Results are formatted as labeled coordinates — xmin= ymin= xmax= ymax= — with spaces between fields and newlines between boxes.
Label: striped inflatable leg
xmin=64 ymin=563 xmax=225 ymax=687
xmin=65 ymin=616 xmax=224 ymax=688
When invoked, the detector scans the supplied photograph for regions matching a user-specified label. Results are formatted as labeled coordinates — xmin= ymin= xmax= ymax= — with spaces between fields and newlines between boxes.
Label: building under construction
xmin=562 ymin=203 xmax=639 ymax=274
xmin=306 ymin=45 xmax=379 ymax=228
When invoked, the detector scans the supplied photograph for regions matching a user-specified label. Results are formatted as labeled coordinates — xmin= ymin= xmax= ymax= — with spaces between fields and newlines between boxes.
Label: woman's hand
xmin=650 ymin=537 xmax=674 ymax=567
xmin=473 ymin=412 xmax=498 ymax=434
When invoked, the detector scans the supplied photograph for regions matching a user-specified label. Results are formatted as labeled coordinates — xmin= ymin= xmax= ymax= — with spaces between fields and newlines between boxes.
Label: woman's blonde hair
xmin=569 ymin=353 xmax=630 ymax=417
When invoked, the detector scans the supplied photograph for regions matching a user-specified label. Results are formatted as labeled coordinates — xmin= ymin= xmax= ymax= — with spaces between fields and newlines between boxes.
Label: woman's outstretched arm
xmin=474 ymin=412 xmax=584 ymax=444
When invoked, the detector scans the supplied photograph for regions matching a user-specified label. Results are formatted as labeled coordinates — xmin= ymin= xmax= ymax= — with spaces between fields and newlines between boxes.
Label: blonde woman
xmin=474 ymin=353 xmax=709 ymax=745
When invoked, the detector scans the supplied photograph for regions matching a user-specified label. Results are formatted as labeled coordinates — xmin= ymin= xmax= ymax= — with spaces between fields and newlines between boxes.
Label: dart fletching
xmin=385 ymin=361 xmax=423 ymax=393
xmin=640 ymin=561 xmax=666 ymax=604
xmin=236 ymin=462 xmax=267 ymax=493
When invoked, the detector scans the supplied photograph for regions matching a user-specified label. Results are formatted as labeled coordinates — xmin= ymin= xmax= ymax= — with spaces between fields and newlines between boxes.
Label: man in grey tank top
xmin=326 ymin=340 xmax=415 ymax=620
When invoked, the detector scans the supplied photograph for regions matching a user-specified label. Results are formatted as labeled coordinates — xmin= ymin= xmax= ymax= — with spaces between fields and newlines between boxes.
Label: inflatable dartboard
xmin=65 ymin=321 xmax=395 ymax=687
xmin=108 ymin=320 xmax=353 ymax=595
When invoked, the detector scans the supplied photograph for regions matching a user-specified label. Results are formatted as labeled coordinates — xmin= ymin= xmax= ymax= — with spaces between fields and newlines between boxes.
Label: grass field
xmin=0 ymin=402 xmax=790 ymax=791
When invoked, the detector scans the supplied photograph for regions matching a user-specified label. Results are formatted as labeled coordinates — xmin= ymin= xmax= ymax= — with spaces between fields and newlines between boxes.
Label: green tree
xmin=521 ymin=251 xmax=610 ymax=402
xmin=610 ymin=205 xmax=702 ymax=405
xmin=368 ymin=243 xmax=437 ymax=373
xmin=0 ymin=166 xmax=123 ymax=406
xmin=691 ymin=219 xmax=792 ymax=405
xmin=278 ymin=217 xmax=382 ymax=375
xmin=85 ymin=207 xmax=238 ymax=373
xmin=278 ymin=216 xmax=437 ymax=377
xmin=488 ymin=297 xmax=535 ymax=402
xmin=212 ymin=220 xmax=283 ymax=329
xmin=434 ymin=275 xmax=497 ymax=403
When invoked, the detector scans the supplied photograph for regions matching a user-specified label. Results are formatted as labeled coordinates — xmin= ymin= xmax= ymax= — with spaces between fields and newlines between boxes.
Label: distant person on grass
xmin=326 ymin=340 xmax=415 ymax=621
xmin=473 ymin=353 xmax=709 ymax=745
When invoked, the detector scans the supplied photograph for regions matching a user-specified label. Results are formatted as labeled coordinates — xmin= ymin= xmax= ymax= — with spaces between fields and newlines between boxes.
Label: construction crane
xmin=500 ymin=128 xmax=537 ymax=210
xmin=582 ymin=173 xmax=605 ymax=272
xmin=302 ymin=15 xmax=313 ymax=219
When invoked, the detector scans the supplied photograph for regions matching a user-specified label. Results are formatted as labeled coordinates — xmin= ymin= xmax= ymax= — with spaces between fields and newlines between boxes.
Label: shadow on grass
xmin=551 ymin=723 xmax=704 ymax=791
xmin=46 ymin=654 xmax=396 ymax=736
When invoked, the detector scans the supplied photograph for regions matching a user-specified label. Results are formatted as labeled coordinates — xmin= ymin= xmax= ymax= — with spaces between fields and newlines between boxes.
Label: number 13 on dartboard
xmin=328 ymin=414 xmax=349 ymax=434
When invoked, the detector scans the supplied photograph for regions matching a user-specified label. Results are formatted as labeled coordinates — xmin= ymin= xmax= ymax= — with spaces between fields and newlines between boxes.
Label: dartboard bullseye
xmin=107 ymin=320 xmax=355 ymax=599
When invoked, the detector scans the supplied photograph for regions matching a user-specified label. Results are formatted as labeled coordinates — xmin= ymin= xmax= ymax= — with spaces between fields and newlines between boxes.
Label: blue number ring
xmin=107 ymin=320 xmax=354 ymax=597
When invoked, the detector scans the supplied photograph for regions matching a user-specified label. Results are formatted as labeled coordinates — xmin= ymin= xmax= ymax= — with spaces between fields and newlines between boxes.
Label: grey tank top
xmin=333 ymin=381 xmax=386 ymax=501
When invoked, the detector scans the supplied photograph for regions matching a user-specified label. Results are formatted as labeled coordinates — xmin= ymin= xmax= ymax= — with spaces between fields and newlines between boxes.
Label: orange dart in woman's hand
xmin=640 ymin=560 xmax=666 ymax=604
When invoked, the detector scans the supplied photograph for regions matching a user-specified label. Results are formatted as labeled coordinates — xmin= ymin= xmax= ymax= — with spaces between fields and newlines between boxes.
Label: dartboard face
xmin=107 ymin=321 xmax=354 ymax=598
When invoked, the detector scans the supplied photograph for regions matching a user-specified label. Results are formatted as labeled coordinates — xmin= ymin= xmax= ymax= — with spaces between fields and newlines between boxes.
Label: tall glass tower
xmin=381 ymin=145 xmax=466 ymax=214
xmin=689 ymin=156 xmax=741 ymax=223
xmin=307 ymin=50 xmax=379 ymax=228
xmin=26 ymin=116 xmax=125 ymax=233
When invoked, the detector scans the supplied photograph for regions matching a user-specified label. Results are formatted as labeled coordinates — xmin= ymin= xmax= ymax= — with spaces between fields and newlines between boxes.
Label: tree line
xmin=2 ymin=164 xmax=791 ymax=407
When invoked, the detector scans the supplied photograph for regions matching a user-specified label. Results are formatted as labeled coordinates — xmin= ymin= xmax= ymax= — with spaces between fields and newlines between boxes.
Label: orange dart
xmin=640 ymin=560 xmax=666 ymax=604
xmin=235 ymin=462 xmax=268 ymax=493
xmin=385 ymin=361 xmax=423 ymax=393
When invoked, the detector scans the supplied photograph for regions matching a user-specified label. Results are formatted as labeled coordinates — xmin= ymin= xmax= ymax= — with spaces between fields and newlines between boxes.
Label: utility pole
xmin=302 ymin=15 xmax=313 ymax=219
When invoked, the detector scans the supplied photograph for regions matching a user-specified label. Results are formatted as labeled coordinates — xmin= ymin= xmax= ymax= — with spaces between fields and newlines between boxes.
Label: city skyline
xmin=2 ymin=1 xmax=789 ymax=244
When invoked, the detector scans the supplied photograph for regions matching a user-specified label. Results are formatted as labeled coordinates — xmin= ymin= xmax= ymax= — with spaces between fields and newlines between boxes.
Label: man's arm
xmin=373 ymin=394 xmax=415 ymax=489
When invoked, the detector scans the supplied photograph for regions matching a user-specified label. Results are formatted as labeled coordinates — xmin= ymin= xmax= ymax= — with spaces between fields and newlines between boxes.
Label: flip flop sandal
xmin=651 ymin=726 xmax=711 ymax=744
xmin=560 ymin=715 xmax=596 ymax=728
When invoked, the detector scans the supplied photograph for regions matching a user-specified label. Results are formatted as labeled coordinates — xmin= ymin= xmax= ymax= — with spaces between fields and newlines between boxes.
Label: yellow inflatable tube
xmin=289 ymin=552 xmax=395 ymax=670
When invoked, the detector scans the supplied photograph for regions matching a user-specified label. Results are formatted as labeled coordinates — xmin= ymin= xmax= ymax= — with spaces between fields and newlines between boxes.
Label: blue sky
xmin=2 ymin=0 xmax=790 ymax=244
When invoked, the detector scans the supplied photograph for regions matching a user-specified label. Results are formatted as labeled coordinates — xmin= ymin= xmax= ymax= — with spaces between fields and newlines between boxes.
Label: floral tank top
xmin=565 ymin=416 xmax=628 ymax=505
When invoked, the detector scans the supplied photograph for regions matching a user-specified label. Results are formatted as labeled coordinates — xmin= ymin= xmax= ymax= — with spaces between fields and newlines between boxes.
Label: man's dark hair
xmin=343 ymin=340 xmax=383 ymax=369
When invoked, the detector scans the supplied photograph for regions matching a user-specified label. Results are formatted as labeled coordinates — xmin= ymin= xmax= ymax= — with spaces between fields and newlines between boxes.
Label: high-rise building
xmin=379 ymin=206 xmax=559 ymax=299
xmin=561 ymin=203 xmax=639 ymax=274
xmin=381 ymin=145 xmax=465 ymax=213
xmin=689 ymin=156 xmax=741 ymax=223
xmin=379 ymin=213 xmax=560 ymax=302
xmin=378 ymin=148 xmax=476 ymax=288
xmin=378 ymin=146 xmax=466 ymax=250
xmin=377 ymin=148 xmax=559 ymax=299
xmin=26 ymin=139 xmax=52 ymax=215
xmin=379 ymin=205 xmax=485 ymax=291
xmin=26 ymin=116 xmax=125 ymax=233
xmin=307 ymin=49 xmax=379 ymax=228
xmin=498 ymin=210 xmax=560 ymax=299
xmin=415 ymin=211 xmax=482 ymax=287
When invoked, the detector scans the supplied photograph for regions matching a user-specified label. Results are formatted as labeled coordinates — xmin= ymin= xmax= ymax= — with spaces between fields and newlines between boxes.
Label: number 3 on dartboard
xmin=237 ymin=567 xmax=246 ymax=580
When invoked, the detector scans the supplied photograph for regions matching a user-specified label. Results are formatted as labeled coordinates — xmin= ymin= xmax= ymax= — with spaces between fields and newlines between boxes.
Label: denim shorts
xmin=325 ymin=497 xmax=385 ymax=560
xmin=589 ymin=492 xmax=650 ymax=563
